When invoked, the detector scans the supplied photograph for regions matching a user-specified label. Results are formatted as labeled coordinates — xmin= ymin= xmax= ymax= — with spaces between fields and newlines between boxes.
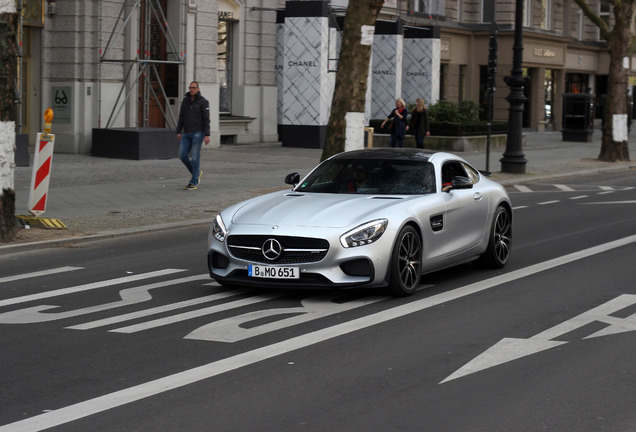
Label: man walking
xmin=176 ymin=81 xmax=210 ymax=190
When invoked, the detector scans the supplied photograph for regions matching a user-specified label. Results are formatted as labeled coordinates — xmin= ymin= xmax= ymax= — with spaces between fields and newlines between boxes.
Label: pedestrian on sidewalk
xmin=407 ymin=97 xmax=429 ymax=149
xmin=381 ymin=98 xmax=408 ymax=148
xmin=176 ymin=81 xmax=210 ymax=191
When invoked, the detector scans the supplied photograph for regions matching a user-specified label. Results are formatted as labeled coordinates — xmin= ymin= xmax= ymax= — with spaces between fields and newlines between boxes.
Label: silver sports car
xmin=208 ymin=148 xmax=512 ymax=296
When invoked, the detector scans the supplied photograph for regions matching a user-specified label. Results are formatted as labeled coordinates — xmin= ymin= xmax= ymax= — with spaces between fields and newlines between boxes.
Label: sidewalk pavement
xmin=3 ymin=129 xmax=635 ymax=253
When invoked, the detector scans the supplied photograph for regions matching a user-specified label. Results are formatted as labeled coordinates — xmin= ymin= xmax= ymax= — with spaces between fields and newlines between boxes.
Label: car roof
xmin=331 ymin=148 xmax=434 ymax=162
xmin=330 ymin=148 xmax=465 ymax=164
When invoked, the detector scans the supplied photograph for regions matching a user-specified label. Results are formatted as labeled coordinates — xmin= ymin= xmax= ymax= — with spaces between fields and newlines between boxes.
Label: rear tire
xmin=476 ymin=206 xmax=512 ymax=268
xmin=386 ymin=225 xmax=422 ymax=296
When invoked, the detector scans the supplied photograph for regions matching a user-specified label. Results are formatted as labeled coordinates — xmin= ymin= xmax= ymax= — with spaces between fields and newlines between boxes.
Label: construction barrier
xmin=28 ymin=133 xmax=56 ymax=217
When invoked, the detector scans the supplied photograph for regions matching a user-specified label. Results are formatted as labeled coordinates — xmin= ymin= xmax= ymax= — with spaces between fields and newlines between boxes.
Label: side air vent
xmin=430 ymin=214 xmax=444 ymax=232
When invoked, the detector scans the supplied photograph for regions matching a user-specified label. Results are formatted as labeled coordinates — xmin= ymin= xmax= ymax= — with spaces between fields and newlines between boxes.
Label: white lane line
xmin=512 ymin=206 xmax=528 ymax=210
xmin=0 ymin=267 xmax=83 ymax=284
xmin=514 ymin=185 xmax=532 ymax=192
xmin=598 ymin=191 xmax=614 ymax=195
xmin=67 ymin=284 xmax=240 ymax=331
xmin=538 ymin=200 xmax=560 ymax=205
xmin=2 ymin=234 xmax=635 ymax=432
xmin=0 ymin=269 xmax=185 ymax=308
xmin=570 ymin=195 xmax=588 ymax=200
xmin=583 ymin=201 xmax=636 ymax=205
xmin=554 ymin=184 xmax=575 ymax=192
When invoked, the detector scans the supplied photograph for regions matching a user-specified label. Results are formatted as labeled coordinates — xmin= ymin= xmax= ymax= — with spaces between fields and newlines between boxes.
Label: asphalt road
xmin=0 ymin=170 xmax=635 ymax=432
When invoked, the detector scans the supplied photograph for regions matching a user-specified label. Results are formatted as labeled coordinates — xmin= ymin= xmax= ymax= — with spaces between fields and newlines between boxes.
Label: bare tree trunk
xmin=0 ymin=2 xmax=18 ymax=242
xmin=599 ymin=1 xmax=632 ymax=162
xmin=321 ymin=0 xmax=383 ymax=161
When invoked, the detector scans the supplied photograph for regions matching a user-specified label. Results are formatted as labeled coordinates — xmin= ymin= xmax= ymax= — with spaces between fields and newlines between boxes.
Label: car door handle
xmin=473 ymin=192 xmax=483 ymax=201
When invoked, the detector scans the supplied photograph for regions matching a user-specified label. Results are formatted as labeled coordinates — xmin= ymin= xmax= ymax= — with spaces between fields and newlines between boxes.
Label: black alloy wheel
xmin=387 ymin=225 xmax=422 ymax=296
xmin=477 ymin=206 xmax=512 ymax=268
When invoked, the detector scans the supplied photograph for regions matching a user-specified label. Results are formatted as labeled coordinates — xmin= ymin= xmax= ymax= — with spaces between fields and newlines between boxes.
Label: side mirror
xmin=285 ymin=172 xmax=300 ymax=186
xmin=451 ymin=176 xmax=473 ymax=190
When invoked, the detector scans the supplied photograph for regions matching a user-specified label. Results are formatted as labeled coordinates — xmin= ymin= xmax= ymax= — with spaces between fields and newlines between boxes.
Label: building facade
xmin=16 ymin=0 xmax=635 ymax=153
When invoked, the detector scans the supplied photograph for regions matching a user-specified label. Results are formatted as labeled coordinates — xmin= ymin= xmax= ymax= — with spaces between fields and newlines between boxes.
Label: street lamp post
xmin=500 ymin=0 xmax=528 ymax=173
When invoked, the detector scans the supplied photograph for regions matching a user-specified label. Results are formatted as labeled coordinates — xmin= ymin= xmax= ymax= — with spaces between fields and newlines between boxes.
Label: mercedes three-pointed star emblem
xmin=262 ymin=238 xmax=283 ymax=261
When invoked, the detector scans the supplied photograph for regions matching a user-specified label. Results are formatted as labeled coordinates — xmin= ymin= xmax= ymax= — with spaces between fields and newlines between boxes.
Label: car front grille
xmin=227 ymin=235 xmax=329 ymax=264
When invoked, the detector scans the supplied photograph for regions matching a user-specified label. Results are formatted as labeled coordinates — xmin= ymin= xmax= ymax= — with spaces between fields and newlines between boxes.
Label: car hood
xmin=230 ymin=191 xmax=407 ymax=228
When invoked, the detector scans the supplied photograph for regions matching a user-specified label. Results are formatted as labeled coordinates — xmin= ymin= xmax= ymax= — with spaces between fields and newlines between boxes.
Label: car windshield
xmin=295 ymin=159 xmax=436 ymax=195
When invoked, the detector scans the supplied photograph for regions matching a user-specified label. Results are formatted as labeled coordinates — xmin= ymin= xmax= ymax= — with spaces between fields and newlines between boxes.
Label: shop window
xmin=544 ymin=69 xmax=554 ymax=122
xmin=566 ymin=73 xmax=589 ymax=94
xmin=440 ymin=63 xmax=448 ymax=100
xmin=479 ymin=65 xmax=488 ymax=121
xmin=459 ymin=65 xmax=466 ymax=101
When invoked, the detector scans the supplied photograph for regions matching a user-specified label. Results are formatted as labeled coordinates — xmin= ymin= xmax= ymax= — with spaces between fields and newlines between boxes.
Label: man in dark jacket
xmin=176 ymin=81 xmax=211 ymax=190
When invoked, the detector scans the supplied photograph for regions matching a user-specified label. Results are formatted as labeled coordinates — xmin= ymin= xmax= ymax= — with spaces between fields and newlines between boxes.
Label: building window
xmin=414 ymin=0 xmax=445 ymax=17
xmin=482 ymin=0 xmax=494 ymax=23
xmin=523 ymin=0 xmax=531 ymax=27
xmin=541 ymin=0 xmax=551 ymax=29
xmin=218 ymin=19 xmax=233 ymax=114
xmin=459 ymin=65 xmax=466 ymax=101
xmin=599 ymin=0 xmax=610 ymax=40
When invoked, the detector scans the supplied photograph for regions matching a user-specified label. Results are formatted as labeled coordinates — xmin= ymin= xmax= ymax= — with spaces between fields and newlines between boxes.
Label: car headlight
xmin=212 ymin=214 xmax=228 ymax=242
xmin=340 ymin=219 xmax=388 ymax=248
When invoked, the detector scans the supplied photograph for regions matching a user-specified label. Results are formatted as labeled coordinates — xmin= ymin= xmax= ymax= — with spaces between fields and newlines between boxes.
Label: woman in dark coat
xmin=408 ymin=97 xmax=429 ymax=149
xmin=381 ymin=98 xmax=408 ymax=147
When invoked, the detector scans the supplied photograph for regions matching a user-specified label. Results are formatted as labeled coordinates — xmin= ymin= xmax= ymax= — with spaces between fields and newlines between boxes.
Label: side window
xmin=441 ymin=161 xmax=468 ymax=185
xmin=462 ymin=162 xmax=480 ymax=184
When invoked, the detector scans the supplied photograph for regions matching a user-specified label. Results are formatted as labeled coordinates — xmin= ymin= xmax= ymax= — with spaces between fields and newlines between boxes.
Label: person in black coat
xmin=381 ymin=98 xmax=408 ymax=148
xmin=176 ymin=81 xmax=210 ymax=190
xmin=407 ymin=97 xmax=430 ymax=149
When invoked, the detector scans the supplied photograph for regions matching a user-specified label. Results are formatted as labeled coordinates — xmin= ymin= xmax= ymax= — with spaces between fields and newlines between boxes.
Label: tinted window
xmin=297 ymin=159 xmax=436 ymax=195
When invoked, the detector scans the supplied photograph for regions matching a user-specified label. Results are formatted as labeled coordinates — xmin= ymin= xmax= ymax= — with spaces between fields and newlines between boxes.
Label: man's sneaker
xmin=198 ymin=170 xmax=203 ymax=184
xmin=185 ymin=183 xmax=198 ymax=191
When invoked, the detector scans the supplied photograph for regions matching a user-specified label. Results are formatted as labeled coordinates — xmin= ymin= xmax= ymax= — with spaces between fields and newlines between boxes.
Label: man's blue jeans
xmin=179 ymin=131 xmax=204 ymax=185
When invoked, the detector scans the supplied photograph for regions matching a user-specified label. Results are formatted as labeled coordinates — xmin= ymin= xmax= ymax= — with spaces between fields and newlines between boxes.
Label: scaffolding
xmin=98 ymin=0 xmax=184 ymax=130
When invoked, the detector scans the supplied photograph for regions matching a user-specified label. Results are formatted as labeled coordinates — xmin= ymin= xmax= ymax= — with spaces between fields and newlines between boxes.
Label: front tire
xmin=386 ymin=225 xmax=422 ymax=296
xmin=477 ymin=206 xmax=512 ymax=268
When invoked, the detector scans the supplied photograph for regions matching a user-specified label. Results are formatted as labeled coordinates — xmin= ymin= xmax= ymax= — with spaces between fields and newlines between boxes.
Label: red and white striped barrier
xmin=28 ymin=133 xmax=56 ymax=216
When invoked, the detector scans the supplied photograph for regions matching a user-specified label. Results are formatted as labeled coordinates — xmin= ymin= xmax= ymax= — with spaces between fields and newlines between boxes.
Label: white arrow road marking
xmin=66 ymin=283 xmax=230 ymax=330
xmin=0 ymin=275 xmax=209 ymax=324
xmin=185 ymin=293 xmax=386 ymax=342
xmin=441 ymin=294 xmax=636 ymax=384
xmin=0 ymin=267 xmax=83 ymax=284
xmin=0 ymin=269 xmax=185 ymax=308
xmin=110 ymin=291 xmax=289 ymax=333
xmin=440 ymin=338 xmax=568 ymax=384
xmin=1 ymin=234 xmax=635 ymax=432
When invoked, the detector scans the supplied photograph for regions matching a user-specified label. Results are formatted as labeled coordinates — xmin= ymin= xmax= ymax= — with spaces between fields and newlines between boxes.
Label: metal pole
xmin=500 ymin=0 xmax=528 ymax=173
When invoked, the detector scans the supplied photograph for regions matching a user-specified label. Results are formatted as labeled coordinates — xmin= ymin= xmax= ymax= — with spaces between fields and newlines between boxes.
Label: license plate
xmin=248 ymin=265 xmax=299 ymax=279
